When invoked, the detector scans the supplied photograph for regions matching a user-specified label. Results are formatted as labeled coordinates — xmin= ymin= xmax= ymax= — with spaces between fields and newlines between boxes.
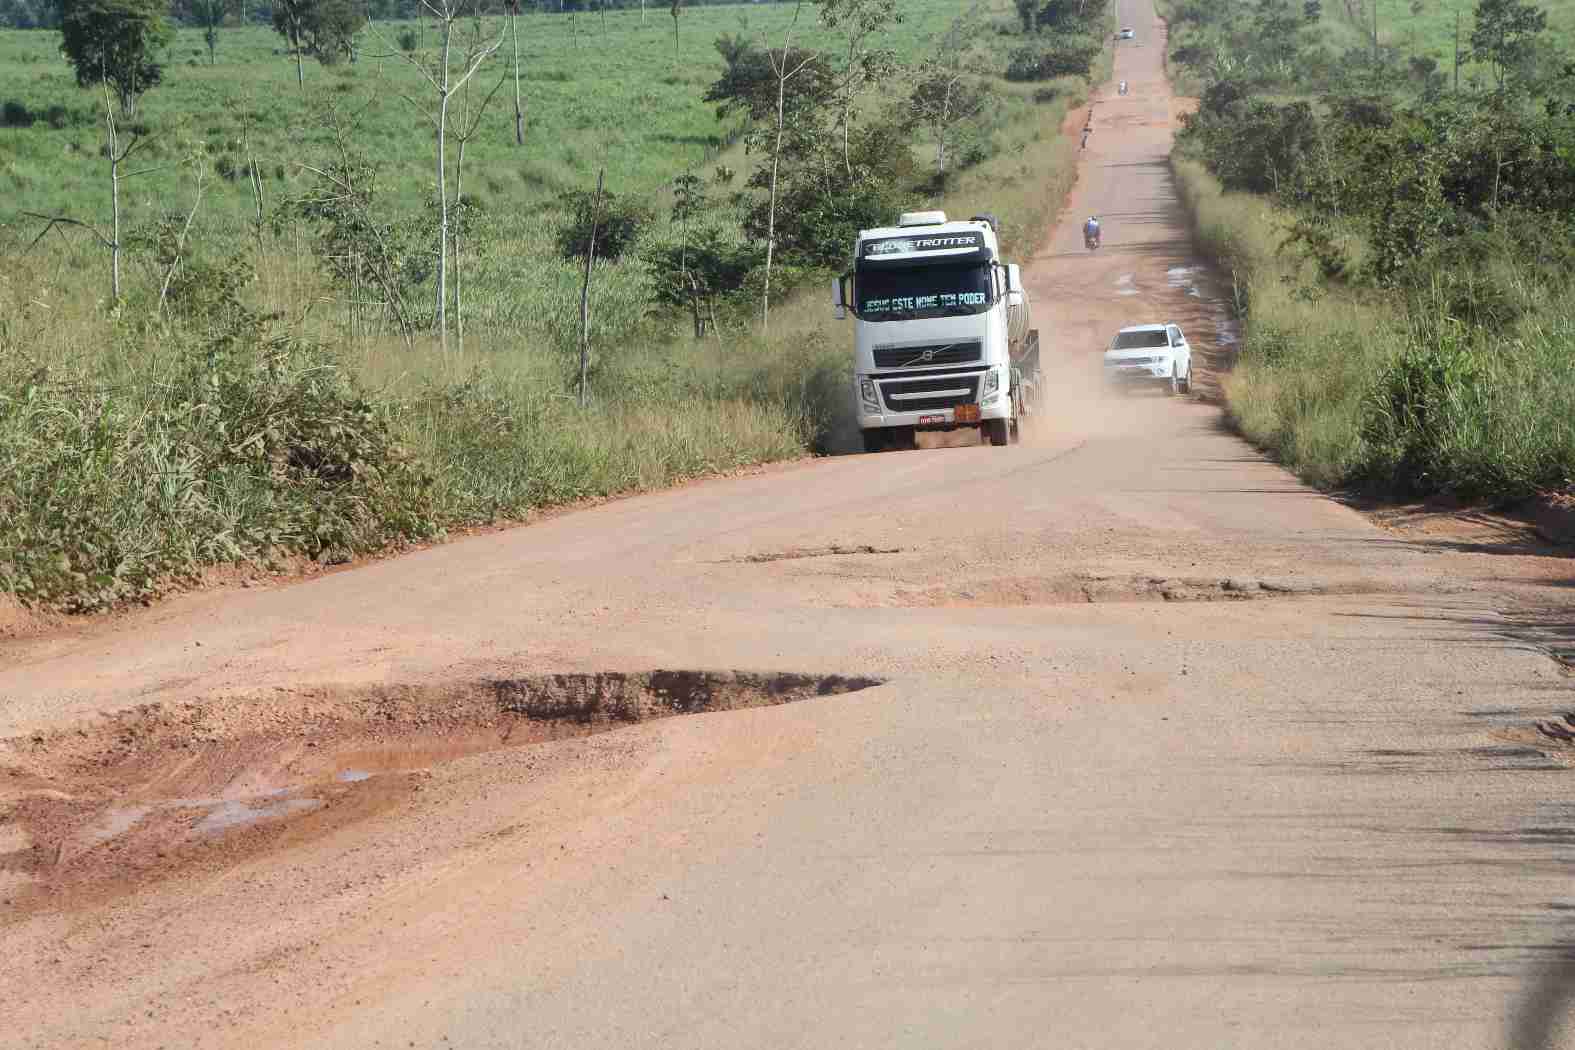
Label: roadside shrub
xmin=1 ymin=100 xmax=32 ymax=127
xmin=0 ymin=324 xmax=441 ymax=611
xmin=1005 ymin=42 xmax=1100 ymax=81
xmin=397 ymin=27 xmax=418 ymax=51
xmin=555 ymin=190 xmax=653 ymax=262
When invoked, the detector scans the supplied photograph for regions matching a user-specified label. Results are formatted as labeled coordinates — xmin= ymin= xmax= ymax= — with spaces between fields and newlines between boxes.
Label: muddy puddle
xmin=0 ymin=671 xmax=882 ymax=912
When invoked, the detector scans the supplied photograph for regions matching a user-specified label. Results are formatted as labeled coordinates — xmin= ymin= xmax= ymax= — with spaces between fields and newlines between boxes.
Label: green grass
xmin=1324 ymin=0 xmax=1575 ymax=81
xmin=1172 ymin=157 xmax=1575 ymax=500
xmin=0 ymin=2 xmax=975 ymax=225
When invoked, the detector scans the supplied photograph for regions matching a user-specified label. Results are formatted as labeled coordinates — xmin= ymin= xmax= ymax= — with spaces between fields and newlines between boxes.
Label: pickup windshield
xmin=855 ymin=264 xmax=993 ymax=321
xmin=1112 ymin=329 xmax=1171 ymax=349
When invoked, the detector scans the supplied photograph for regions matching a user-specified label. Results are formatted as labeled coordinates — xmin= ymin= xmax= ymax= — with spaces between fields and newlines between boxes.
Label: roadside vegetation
xmin=0 ymin=0 xmax=1108 ymax=611
xmin=1162 ymin=0 xmax=1575 ymax=504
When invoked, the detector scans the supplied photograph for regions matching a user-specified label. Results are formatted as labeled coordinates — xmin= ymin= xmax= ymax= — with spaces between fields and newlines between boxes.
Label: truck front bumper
xmin=856 ymin=399 xmax=1013 ymax=430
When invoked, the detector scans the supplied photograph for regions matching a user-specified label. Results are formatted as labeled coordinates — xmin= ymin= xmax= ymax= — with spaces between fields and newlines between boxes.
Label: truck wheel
xmin=861 ymin=428 xmax=886 ymax=454
xmin=1168 ymin=368 xmax=1181 ymax=396
xmin=986 ymin=419 xmax=1011 ymax=447
xmin=1178 ymin=365 xmax=1193 ymax=394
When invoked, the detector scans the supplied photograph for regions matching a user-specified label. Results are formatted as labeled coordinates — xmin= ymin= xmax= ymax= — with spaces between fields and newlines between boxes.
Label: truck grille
xmin=879 ymin=375 xmax=981 ymax=413
xmin=872 ymin=341 xmax=982 ymax=370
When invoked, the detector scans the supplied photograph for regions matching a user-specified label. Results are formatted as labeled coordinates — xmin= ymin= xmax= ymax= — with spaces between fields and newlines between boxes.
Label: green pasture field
xmin=0 ymin=0 xmax=976 ymax=227
xmin=1319 ymin=0 xmax=1575 ymax=77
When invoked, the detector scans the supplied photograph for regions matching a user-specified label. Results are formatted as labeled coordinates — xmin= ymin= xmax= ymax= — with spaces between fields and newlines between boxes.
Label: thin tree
xmin=669 ymin=0 xmax=681 ymax=57
xmin=24 ymin=80 xmax=162 ymax=300
xmin=760 ymin=0 xmax=813 ymax=333
xmin=450 ymin=62 xmax=507 ymax=355
xmin=373 ymin=0 xmax=504 ymax=354
xmin=159 ymin=149 xmax=209 ymax=317
xmin=910 ymin=17 xmax=992 ymax=180
xmin=819 ymin=0 xmax=900 ymax=177
xmin=509 ymin=0 xmax=525 ymax=144
xmin=274 ymin=0 xmax=310 ymax=87
xmin=578 ymin=168 xmax=605 ymax=407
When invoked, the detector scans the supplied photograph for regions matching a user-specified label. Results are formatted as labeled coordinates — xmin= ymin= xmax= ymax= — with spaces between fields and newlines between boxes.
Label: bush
xmin=1005 ymin=42 xmax=1100 ymax=81
xmin=555 ymin=190 xmax=653 ymax=262
xmin=0 ymin=100 xmax=32 ymax=127
xmin=0 ymin=322 xmax=442 ymax=611
xmin=397 ymin=27 xmax=418 ymax=51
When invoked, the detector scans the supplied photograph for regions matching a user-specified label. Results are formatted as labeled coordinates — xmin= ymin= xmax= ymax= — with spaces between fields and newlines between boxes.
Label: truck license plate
xmin=919 ymin=414 xmax=945 ymax=425
xmin=954 ymin=404 xmax=981 ymax=422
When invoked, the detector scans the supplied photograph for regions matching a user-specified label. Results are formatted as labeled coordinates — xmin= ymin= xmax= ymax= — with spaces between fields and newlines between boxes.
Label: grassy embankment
xmin=1160 ymin=0 xmax=1575 ymax=503
xmin=0 ymin=1 xmax=1098 ymax=611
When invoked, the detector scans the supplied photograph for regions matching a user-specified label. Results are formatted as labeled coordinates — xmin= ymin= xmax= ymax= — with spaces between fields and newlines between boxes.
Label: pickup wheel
xmin=1178 ymin=363 xmax=1193 ymax=394
xmin=1168 ymin=367 xmax=1182 ymax=396
xmin=985 ymin=418 xmax=1011 ymax=447
xmin=860 ymin=428 xmax=886 ymax=454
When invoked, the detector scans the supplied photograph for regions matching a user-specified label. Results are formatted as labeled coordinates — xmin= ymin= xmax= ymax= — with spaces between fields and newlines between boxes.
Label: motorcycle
xmin=1084 ymin=229 xmax=1101 ymax=250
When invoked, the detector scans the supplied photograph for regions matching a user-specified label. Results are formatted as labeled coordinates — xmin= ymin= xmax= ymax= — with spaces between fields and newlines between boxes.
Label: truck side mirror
xmin=1005 ymin=263 xmax=1024 ymax=307
xmin=832 ymin=275 xmax=848 ymax=320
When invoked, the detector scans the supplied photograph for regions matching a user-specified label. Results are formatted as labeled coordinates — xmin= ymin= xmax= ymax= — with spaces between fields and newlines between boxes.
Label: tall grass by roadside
xmin=1172 ymin=156 xmax=1575 ymax=501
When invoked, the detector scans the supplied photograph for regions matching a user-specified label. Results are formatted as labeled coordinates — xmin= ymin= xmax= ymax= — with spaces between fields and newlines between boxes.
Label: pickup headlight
xmin=859 ymin=378 xmax=878 ymax=408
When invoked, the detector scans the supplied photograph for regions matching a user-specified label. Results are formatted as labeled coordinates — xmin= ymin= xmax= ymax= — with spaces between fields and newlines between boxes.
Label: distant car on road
xmin=1103 ymin=323 xmax=1193 ymax=395
xmin=1118 ymin=26 xmax=1136 ymax=39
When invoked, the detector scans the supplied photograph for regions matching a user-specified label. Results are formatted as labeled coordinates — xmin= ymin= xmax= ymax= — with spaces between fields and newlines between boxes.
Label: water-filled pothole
xmin=0 ymin=671 xmax=883 ymax=909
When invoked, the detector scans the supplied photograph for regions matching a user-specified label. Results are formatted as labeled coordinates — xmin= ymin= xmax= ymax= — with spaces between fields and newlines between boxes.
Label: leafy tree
xmin=272 ymin=0 xmax=363 ymax=88
xmin=1470 ymin=0 xmax=1547 ymax=90
xmin=58 ymin=0 xmax=173 ymax=117
xmin=704 ymin=34 xmax=836 ymax=122
xmin=819 ymin=0 xmax=902 ymax=176
xmin=177 ymin=0 xmax=232 ymax=64
xmin=910 ymin=63 xmax=992 ymax=178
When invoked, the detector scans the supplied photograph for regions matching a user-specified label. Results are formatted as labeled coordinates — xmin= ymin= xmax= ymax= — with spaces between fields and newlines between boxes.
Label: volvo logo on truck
xmin=831 ymin=211 xmax=1041 ymax=454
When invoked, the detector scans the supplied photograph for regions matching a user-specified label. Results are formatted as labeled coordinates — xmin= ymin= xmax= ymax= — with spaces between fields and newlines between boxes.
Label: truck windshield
xmin=855 ymin=264 xmax=993 ymax=321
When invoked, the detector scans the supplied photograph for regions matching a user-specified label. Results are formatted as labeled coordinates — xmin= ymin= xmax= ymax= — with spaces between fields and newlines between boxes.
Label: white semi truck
xmin=832 ymin=210 xmax=1040 ymax=453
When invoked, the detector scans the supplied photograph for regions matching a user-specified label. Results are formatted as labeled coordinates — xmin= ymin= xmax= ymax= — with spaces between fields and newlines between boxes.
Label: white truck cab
xmin=832 ymin=211 xmax=1038 ymax=452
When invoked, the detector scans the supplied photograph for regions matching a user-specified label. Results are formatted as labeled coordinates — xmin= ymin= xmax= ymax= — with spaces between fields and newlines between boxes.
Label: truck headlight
xmin=981 ymin=369 xmax=1001 ymax=405
xmin=859 ymin=378 xmax=878 ymax=408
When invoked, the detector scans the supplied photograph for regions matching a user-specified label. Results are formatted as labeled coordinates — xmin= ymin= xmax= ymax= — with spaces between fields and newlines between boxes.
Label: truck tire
xmin=861 ymin=428 xmax=886 ymax=454
xmin=986 ymin=419 xmax=1011 ymax=447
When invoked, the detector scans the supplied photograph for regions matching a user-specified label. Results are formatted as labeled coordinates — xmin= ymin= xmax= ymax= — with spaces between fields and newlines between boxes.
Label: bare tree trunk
xmin=243 ymin=115 xmax=265 ymax=245
xmin=295 ymin=27 xmax=305 ymax=89
xmin=159 ymin=164 xmax=206 ymax=317
xmin=641 ymin=0 xmax=646 ymax=24
xmin=511 ymin=7 xmax=524 ymax=145
xmin=762 ymin=71 xmax=784 ymax=333
xmin=435 ymin=21 xmax=452 ymax=354
xmin=454 ymin=136 xmax=466 ymax=354
xmin=760 ymin=0 xmax=807 ymax=335
xmin=103 ymin=85 xmax=121 ymax=301
xmin=842 ymin=37 xmax=855 ymax=176
xmin=578 ymin=168 xmax=604 ymax=408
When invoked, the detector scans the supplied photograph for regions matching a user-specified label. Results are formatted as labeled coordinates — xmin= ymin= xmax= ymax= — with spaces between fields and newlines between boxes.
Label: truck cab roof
xmin=855 ymin=216 xmax=1000 ymax=269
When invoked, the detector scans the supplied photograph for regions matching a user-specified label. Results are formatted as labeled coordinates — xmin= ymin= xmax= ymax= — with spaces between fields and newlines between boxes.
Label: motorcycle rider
xmin=1084 ymin=216 xmax=1101 ymax=248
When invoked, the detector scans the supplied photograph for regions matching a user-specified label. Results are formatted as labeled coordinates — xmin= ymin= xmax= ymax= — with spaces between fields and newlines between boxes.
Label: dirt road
xmin=5 ymin=3 xmax=1575 ymax=1047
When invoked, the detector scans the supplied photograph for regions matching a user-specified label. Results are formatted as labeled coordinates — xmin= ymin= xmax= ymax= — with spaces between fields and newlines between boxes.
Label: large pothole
xmin=0 ymin=671 xmax=883 ymax=911
xmin=889 ymin=573 xmax=1347 ymax=607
